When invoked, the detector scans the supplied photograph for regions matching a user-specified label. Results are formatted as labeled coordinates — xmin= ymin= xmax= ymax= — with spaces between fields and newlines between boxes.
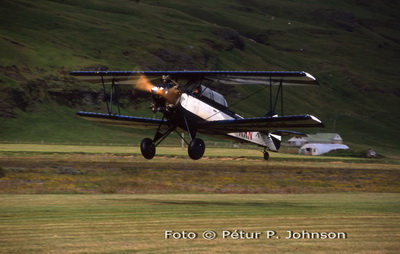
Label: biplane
xmin=70 ymin=70 xmax=324 ymax=160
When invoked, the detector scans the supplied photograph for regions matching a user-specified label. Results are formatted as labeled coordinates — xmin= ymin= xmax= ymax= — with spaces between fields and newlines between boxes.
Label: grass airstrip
xmin=0 ymin=144 xmax=399 ymax=253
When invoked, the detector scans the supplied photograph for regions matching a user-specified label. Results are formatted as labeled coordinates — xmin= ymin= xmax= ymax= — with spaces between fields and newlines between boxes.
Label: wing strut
xmin=268 ymin=78 xmax=284 ymax=116
xmin=102 ymin=76 xmax=121 ymax=115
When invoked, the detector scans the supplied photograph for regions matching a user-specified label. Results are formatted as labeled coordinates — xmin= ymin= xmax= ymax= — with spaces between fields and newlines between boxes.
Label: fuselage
xmin=177 ymin=92 xmax=281 ymax=152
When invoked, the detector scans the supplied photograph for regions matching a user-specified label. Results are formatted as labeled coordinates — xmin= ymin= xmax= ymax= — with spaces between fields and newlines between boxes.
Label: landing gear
xmin=139 ymin=115 xmax=206 ymax=160
xmin=188 ymin=138 xmax=205 ymax=160
xmin=263 ymin=150 xmax=270 ymax=160
xmin=140 ymin=138 xmax=156 ymax=160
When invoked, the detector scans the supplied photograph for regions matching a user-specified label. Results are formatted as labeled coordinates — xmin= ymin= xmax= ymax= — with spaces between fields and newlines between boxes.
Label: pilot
xmin=192 ymin=85 xmax=202 ymax=97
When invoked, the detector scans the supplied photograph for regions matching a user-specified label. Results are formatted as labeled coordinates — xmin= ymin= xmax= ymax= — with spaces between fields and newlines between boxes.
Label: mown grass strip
xmin=0 ymin=194 xmax=399 ymax=253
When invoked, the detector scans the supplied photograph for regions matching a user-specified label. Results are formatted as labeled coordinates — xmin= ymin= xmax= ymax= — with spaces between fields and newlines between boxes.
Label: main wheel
xmin=188 ymin=138 xmax=205 ymax=160
xmin=141 ymin=138 xmax=156 ymax=159
xmin=263 ymin=151 xmax=270 ymax=160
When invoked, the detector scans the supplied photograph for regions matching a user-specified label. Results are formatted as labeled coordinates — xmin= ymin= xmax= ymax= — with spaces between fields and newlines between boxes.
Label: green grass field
xmin=0 ymin=194 xmax=399 ymax=253
xmin=1 ymin=0 xmax=399 ymax=250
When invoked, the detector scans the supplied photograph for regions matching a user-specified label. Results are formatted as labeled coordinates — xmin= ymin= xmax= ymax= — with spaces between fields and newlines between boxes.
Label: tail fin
xmin=264 ymin=133 xmax=281 ymax=152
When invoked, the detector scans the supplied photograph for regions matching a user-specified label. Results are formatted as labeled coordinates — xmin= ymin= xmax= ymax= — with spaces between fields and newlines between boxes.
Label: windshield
xmin=200 ymin=85 xmax=228 ymax=107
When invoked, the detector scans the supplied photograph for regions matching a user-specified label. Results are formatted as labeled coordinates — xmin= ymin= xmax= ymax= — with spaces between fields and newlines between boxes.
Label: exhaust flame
xmin=135 ymin=74 xmax=179 ymax=104
xmin=136 ymin=75 xmax=154 ymax=93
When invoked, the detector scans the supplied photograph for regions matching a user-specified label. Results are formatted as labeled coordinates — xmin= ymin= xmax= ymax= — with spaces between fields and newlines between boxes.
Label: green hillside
xmin=0 ymin=0 xmax=399 ymax=155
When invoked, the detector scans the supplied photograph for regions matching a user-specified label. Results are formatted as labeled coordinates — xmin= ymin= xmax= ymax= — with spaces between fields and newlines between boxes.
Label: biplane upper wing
xmin=197 ymin=114 xmax=324 ymax=133
xmin=70 ymin=70 xmax=319 ymax=86
xmin=202 ymin=71 xmax=319 ymax=86
xmin=76 ymin=111 xmax=168 ymax=129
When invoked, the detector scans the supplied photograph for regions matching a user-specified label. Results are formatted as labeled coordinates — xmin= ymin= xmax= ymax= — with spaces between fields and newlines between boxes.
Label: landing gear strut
xmin=140 ymin=116 xmax=173 ymax=160
xmin=139 ymin=115 xmax=206 ymax=160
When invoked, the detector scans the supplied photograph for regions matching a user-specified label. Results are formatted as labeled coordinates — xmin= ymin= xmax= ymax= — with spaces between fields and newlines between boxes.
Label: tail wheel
xmin=263 ymin=151 xmax=270 ymax=160
xmin=141 ymin=138 xmax=156 ymax=159
xmin=188 ymin=138 xmax=205 ymax=160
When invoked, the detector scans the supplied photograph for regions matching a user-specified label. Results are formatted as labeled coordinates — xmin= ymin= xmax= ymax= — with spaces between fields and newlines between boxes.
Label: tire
xmin=263 ymin=151 xmax=270 ymax=160
xmin=141 ymin=138 xmax=156 ymax=160
xmin=188 ymin=138 xmax=205 ymax=160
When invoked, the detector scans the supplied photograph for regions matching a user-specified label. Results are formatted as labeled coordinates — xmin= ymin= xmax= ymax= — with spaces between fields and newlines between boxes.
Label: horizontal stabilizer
xmin=198 ymin=114 xmax=324 ymax=133
xmin=271 ymin=130 xmax=307 ymax=137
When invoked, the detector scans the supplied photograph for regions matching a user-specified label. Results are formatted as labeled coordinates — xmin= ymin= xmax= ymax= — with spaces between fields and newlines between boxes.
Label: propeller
xmin=135 ymin=74 xmax=180 ymax=104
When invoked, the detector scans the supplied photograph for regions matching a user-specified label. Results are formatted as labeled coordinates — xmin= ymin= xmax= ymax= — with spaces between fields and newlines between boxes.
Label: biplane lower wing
xmin=76 ymin=111 xmax=168 ymax=129
xmin=197 ymin=114 xmax=324 ymax=133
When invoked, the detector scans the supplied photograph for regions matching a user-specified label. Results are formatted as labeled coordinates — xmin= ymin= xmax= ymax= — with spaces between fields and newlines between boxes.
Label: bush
xmin=326 ymin=149 xmax=384 ymax=158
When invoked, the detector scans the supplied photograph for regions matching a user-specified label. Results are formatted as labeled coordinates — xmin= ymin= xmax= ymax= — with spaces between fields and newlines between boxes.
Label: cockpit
xmin=197 ymin=85 xmax=228 ymax=107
